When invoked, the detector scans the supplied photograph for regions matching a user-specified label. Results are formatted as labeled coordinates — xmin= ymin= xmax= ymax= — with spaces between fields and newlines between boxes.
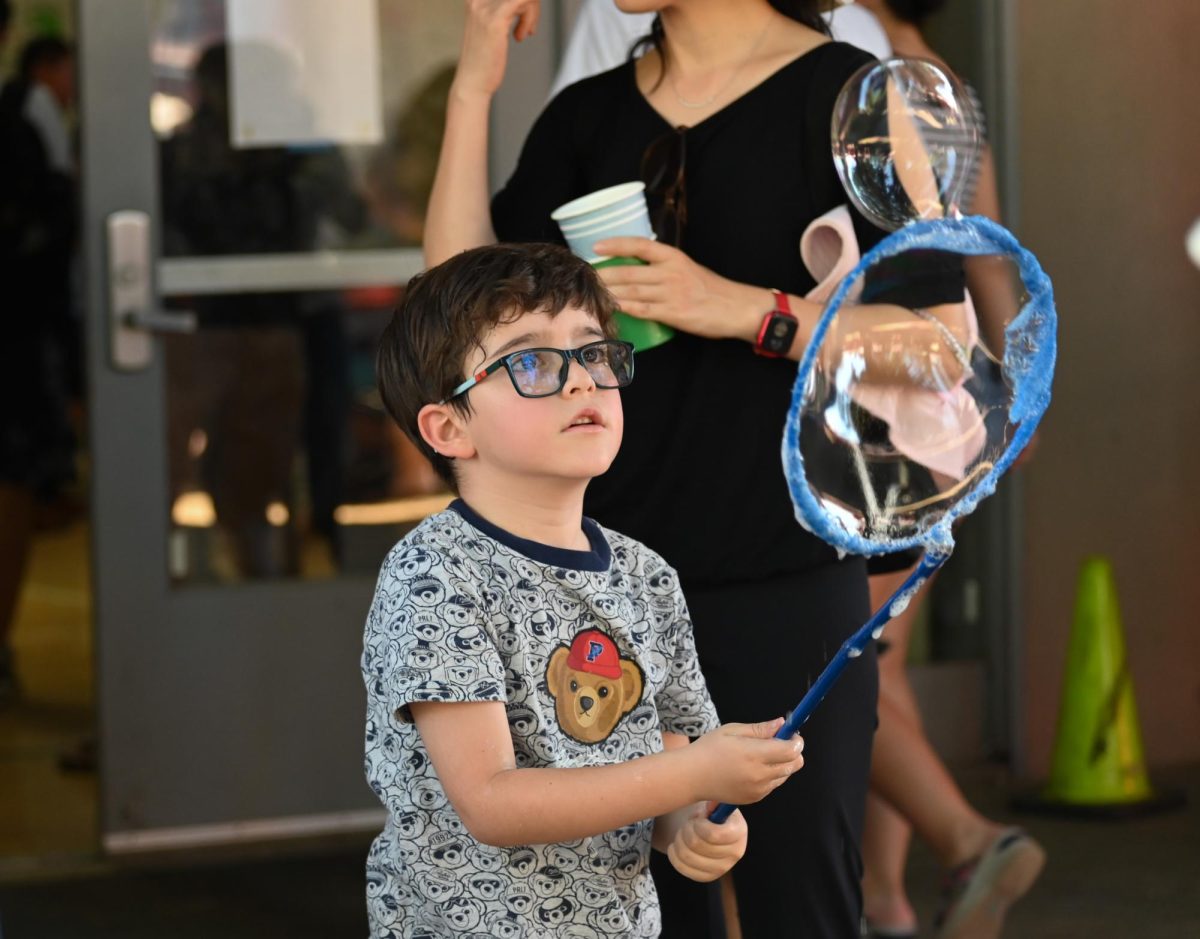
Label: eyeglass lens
xmin=508 ymin=341 xmax=633 ymax=397
xmin=641 ymin=127 xmax=687 ymax=246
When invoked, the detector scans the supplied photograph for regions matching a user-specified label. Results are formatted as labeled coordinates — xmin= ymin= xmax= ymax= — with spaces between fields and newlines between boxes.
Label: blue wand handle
xmin=708 ymin=549 xmax=950 ymax=824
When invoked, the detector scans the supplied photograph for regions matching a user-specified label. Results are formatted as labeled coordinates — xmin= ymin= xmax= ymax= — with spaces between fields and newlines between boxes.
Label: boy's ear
xmin=416 ymin=402 xmax=476 ymax=461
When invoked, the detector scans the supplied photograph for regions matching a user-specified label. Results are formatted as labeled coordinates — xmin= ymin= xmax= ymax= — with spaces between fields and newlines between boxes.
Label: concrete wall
xmin=1015 ymin=0 xmax=1200 ymax=775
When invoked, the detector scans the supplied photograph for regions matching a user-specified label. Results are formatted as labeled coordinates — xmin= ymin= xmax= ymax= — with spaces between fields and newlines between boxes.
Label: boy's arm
xmin=651 ymin=732 xmax=703 ymax=853
xmin=653 ymin=733 xmax=755 ymax=884
xmin=411 ymin=701 xmax=802 ymax=848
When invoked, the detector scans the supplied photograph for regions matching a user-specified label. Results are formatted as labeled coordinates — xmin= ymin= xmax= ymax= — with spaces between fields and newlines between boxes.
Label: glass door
xmin=79 ymin=0 xmax=491 ymax=851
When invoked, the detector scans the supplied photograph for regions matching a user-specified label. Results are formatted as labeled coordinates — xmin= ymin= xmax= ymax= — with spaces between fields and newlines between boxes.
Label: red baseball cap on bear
xmin=566 ymin=630 xmax=622 ymax=679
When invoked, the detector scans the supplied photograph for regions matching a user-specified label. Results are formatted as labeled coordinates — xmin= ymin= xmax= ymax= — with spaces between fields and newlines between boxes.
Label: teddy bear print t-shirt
xmin=362 ymin=500 xmax=720 ymax=938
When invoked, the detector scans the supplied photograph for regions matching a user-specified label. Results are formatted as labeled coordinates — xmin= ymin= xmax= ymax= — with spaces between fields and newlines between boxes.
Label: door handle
xmin=122 ymin=309 xmax=197 ymax=333
xmin=107 ymin=210 xmax=196 ymax=371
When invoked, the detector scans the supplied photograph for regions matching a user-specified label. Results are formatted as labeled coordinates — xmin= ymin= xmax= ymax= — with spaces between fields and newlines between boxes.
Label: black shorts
xmin=867 ymin=547 xmax=924 ymax=575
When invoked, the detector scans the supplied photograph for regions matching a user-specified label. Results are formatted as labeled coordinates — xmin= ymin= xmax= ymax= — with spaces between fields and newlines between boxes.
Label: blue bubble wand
xmin=710 ymin=214 xmax=1057 ymax=823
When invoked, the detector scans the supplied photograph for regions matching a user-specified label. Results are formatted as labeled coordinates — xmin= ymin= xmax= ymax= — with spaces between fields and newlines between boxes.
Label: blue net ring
xmin=781 ymin=215 xmax=1058 ymax=556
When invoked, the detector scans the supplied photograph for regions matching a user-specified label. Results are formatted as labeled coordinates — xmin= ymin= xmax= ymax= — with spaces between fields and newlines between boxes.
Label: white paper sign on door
xmin=227 ymin=0 xmax=382 ymax=148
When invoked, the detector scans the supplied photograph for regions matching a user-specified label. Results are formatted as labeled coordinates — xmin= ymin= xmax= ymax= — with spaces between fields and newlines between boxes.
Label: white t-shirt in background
xmin=551 ymin=0 xmax=891 ymax=97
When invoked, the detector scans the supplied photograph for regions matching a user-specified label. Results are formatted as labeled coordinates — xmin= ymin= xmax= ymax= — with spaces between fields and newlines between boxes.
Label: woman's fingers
xmin=593 ymin=236 xmax=675 ymax=263
xmin=604 ymin=280 xmax=670 ymax=305
xmin=510 ymin=0 xmax=540 ymax=40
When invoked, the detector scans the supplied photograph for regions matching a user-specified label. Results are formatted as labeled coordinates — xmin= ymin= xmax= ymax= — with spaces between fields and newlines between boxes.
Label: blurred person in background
xmin=855 ymin=2 xmax=1044 ymax=937
xmin=0 ymin=9 xmax=79 ymax=701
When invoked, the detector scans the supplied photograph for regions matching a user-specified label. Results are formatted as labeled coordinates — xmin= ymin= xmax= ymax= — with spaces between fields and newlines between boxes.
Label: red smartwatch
xmin=754 ymin=289 xmax=798 ymax=357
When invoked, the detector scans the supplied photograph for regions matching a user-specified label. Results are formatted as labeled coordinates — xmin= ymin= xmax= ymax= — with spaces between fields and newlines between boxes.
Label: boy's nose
xmin=562 ymin=358 xmax=595 ymax=395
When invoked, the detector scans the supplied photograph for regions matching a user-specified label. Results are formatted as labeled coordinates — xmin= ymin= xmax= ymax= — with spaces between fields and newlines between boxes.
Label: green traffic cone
xmin=1015 ymin=557 xmax=1183 ymax=817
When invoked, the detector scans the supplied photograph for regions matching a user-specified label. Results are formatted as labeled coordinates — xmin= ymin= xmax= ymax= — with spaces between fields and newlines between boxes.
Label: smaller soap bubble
xmin=832 ymin=57 xmax=982 ymax=231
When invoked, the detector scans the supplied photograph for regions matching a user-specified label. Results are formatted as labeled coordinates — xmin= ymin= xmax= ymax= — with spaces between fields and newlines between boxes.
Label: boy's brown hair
xmin=376 ymin=242 xmax=617 ymax=491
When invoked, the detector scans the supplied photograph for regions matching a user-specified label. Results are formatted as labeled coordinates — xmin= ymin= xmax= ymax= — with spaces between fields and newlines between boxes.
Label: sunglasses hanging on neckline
xmin=640 ymin=125 xmax=688 ymax=247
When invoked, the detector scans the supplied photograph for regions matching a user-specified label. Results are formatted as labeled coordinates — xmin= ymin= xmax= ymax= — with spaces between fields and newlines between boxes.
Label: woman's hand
xmin=454 ymin=0 xmax=541 ymax=100
xmin=593 ymin=236 xmax=770 ymax=341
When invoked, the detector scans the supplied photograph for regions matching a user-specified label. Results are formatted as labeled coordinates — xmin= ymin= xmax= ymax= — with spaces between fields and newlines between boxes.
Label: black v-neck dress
xmin=493 ymin=43 xmax=886 ymax=587
xmin=493 ymin=42 xmax=883 ymax=939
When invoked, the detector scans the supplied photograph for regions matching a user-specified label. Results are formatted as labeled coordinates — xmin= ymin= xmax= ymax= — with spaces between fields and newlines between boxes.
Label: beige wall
xmin=1015 ymin=0 xmax=1200 ymax=775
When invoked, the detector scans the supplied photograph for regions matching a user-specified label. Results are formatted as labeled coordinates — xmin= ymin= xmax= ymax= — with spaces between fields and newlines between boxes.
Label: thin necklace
xmin=667 ymin=18 xmax=773 ymax=110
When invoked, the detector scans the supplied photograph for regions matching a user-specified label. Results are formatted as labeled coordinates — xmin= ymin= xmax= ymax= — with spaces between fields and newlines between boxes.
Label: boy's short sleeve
xmin=365 ymin=540 xmax=506 ymax=724
xmin=656 ymin=588 xmax=721 ymax=740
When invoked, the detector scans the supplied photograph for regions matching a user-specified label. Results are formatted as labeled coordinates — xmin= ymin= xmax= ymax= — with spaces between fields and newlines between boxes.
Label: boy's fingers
xmin=687 ymin=819 xmax=744 ymax=848
xmin=721 ymin=717 xmax=784 ymax=739
xmin=747 ymin=717 xmax=788 ymax=739
xmin=751 ymin=735 xmax=805 ymax=765
xmin=668 ymin=842 xmax=724 ymax=882
xmin=672 ymin=838 xmax=740 ymax=874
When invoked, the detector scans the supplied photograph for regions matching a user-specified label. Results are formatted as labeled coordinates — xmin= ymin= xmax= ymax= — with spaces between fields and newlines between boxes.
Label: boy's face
xmin=455 ymin=306 xmax=624 ymax=491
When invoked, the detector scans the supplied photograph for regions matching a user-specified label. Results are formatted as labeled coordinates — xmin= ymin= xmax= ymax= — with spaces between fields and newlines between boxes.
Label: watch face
xmin=766 ymin=314 xmax=798 ymax=353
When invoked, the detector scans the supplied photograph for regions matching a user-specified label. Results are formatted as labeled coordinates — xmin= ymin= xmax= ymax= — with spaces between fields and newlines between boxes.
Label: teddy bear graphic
xmin=546 ymin=630 xmax=643 ymax=745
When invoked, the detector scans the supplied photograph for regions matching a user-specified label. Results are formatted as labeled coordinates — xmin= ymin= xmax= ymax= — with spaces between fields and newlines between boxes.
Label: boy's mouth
xmin=565 ymin=409 xmax=604 ymax=430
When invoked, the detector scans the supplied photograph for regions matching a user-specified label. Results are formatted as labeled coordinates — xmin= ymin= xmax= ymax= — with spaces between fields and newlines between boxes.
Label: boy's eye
xmin=511 ymin=351 xmax=544 ymax=374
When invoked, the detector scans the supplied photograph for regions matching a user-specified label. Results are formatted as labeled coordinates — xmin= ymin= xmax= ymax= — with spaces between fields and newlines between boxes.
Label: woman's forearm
xmin=762 ymin=291 xmax=971 ymax=390
xmin=424 ymin=86 xmax=498 ymax=266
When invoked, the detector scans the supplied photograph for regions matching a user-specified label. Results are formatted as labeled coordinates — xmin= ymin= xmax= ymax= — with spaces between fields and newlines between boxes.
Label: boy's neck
xmin=457 ymin=477 xmax=591 ymax=551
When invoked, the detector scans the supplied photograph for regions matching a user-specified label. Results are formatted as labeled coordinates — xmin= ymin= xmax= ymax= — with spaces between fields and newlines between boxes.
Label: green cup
xmin=592 ymin=257 xmax=675 ymax=352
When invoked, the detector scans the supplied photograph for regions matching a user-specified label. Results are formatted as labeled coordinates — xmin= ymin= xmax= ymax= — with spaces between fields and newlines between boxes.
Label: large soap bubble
xmin=784 ymin=217 xmax=1056 ymax=557
xmin=832 ymin=57 xmax=982 ymax=231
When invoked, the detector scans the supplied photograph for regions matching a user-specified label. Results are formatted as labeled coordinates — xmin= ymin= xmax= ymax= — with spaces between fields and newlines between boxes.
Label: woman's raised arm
xmin=424 ymin=0 xmax=541 ymax=265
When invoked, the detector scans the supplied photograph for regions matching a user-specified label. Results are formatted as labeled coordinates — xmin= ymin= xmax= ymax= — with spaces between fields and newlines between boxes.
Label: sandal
xmin=935 ymin=828 xmax=1045 ymax=938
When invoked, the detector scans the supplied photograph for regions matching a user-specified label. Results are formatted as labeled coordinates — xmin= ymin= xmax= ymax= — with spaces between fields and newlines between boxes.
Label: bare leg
xmin=862 ymin=568 xmax=923 ymax=932
xmin=864 ymin=567 xmax=1011 ymax=935
xmin=0 ymin=482 xmax=37 ymax=694
xmin=872 ymin=688 xmax=1003 ymax=869
xmin=863 ymin=794 xmax=917 ymax=932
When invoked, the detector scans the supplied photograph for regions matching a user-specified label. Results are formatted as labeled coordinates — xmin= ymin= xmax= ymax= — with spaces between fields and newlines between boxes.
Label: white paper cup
xmin=551 ymin=181 xmax=647 ymax=227
xmin=552 ymin=182 xmax=674 ymax=350
xmin=558 ymin=200 xmax=651 ymax=235
xmin=553 ymin=184 xmax=654 ymax=263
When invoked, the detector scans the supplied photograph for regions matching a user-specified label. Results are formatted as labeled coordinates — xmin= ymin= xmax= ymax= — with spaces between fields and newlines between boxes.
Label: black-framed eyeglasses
xmin=441 ymin=339 xmax=635 ymax=403
xmin=641 ymin=125 xmax=687 ymax=247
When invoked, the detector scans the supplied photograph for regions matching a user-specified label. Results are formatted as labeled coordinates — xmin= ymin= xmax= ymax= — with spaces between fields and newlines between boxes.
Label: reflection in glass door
xmin=147 ymin=1 xmax=469 ymax=585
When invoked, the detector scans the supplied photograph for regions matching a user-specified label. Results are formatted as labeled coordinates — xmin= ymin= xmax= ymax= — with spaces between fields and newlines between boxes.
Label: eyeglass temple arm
xmin=440 ymin=360 xmax=505 ymax=404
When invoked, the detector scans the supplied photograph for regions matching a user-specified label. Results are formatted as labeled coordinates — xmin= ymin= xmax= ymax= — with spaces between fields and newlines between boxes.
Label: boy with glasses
xmin=363 ymin=242 xmax=805 ymax=937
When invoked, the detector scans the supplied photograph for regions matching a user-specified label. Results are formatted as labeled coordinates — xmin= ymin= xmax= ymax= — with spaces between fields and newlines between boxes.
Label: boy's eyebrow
xmin=488 ymin=324 xmax=605 ymax=359
xmin=489 ymin=332 xmax=541 ymax=359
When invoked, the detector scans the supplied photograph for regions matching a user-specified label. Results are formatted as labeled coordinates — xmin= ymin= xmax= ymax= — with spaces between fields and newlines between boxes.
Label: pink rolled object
xmin=800 ymin=208 xmax=986 ymax=480
xmin=800 ymin=205 xmax=861 ymax=304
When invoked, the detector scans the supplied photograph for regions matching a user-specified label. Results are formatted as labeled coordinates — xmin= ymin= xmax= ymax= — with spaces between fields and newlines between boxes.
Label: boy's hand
xmin=687 ymin=718 xmax=804 ymax=805
xmin=668 ymin=804 xmax=747 ymax=882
